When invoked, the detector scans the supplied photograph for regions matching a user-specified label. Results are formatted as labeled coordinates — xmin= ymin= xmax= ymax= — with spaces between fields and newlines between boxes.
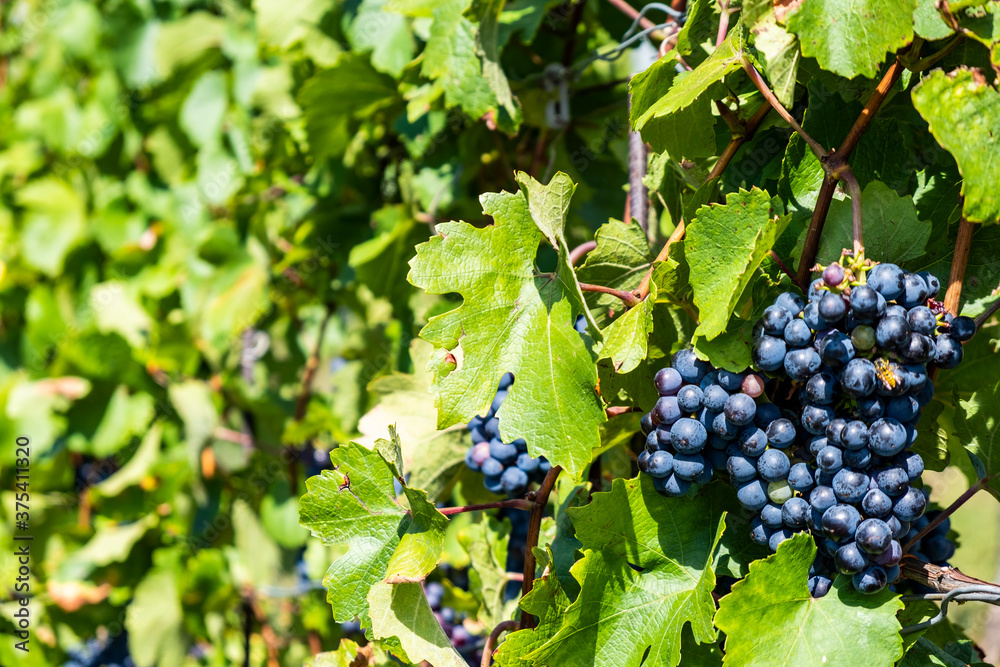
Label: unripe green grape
xmin=851 ymin=325 xmax=876 ymax=351
xmin=768 ymin=480 xmax=792 ymax=504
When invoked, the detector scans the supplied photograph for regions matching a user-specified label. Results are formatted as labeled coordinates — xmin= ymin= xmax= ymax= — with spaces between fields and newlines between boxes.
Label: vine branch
xmin=944 ymin=216 xmax=975 ymax=315
xmin=520 ymin=465 xmax=562 ymax=629
xmin=900 ymin=557 xmax=1000 ymax=599
xmin=796 ymin=58 xmax=905 ymax=285
xmin=569 ymin=240 xmax=597 ymax=266
xmin=439 ymin=499 xmax=537 ymax=516
xmin=903 ymin=474 xmax=997 ymax=553
xmin=579 ymin=282 xmax=641 ymax=307
xmin=481 ymin=620 xmax=519 ymax=667
xmin=742 ymin=58 xmax=828 ymax=160
xmin=838 ymin=167 xmax=864 ymax=256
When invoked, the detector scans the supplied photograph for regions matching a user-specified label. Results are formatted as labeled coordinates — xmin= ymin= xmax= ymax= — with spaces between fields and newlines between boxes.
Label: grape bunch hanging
xmin=639 ymin=259 xmax=976 ymax=596
xmin=464 ymin=373 xmax=551 ymax=496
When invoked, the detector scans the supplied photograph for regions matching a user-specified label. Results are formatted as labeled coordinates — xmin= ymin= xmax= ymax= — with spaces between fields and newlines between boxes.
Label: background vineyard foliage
xmin=0 ymin=0 xmax=999 ymax=663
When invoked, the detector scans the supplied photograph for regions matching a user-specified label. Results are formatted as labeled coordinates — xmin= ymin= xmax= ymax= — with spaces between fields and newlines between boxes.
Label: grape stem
xmin=438 ymin=499 xmax=537 ymax=516
xmin=837 ymin=167 xmax=864 ymax=257
xmin=742 ymin=58 xmax=828 ymax=160
xmin=768 ymin=250 xmax=797 ymax=284
xmin=520 ymin=464 xmax=562 ymax=629
xmin=578 ymin=281 xmax=641 ymax=307
xmin=975 ymin=297 xmax=1000 ymax=330
xmin=900 ymin=556 xmax=1000 ymax=601
xmin=902 ymin=473 xmax=997 ymax=553
xmin=606 ymin=405 xmax=642 ymax=418
xmin=634 ymin=102 xmax=772 ymax=301
xmin=796 ymin=57 xmax=906 ymax=286
xmin=569 ymin=240 xmax=597 ymax=266
xmin=481 ymin=620 xmax=519 ymax=667
xmin=944 ymin=216 xmax=974 ymax=315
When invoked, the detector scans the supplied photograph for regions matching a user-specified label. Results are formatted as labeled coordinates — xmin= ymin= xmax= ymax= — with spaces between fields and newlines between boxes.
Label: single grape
xmin=673 ymin=453 xmax=706 ymax=481
xmin=761 ymin=502 xmax=785 ymax=529
xmin=862 ymin=488 xmax=893 ymax=519
xmin=737 ymin=479 xmax=769 ymax=511
xmin=783 ymin=319 xmax=813 ymax=347
xmin=471 ymin=441 xmax=492 ymax=465
xmin=810 ymin=485 xmax=837 ymax=513
xmin=640 ymin=413 xmax=654 ymax=435
xmin=823 ymin=263 xmax=845 ymax=287
xmin=893 ymin=487 xmax=927 ymax=522
xmin=758 ymin=449 xmax=791 ymax=482
xmin=897 ymin=451 xmax=924 ymax=481
xmin=933 ymin=334 xmax=963 ymax=369
xmin=875 ymin=315 xmax=911 ymax=351
xmin=856 ymin=518 xmax=892 ymax=554
xmin=887 ymin=515 xmax=907 ymax=540
xmin=672 ymin=349 xmax=710 ymax=383
xmin=841 ymin=358 xmax=876 ymax=397
xmin=645 ymin=450 xmax=675 ymax=478
xmin=501 ymin=466 xmax=529 ymax=493
xmin=819 ymin=291 xmax=847 ymax=321
xmin=712 ymin=412 xmax=741 ymax=440
xmin=851 ymin=324 xmax=876 ymax=351
xmin=875 ymin=467 xmax=909 ymax=497
xmin=753 ymin=335 xmax=787 ymax=372
xmin=768 ymin=527 xmax=794 ymax=552
xmin=788 ymin=462 xmax=814 ymax=492
xmin=867 ymin=263 xmax=905 ymax=300
xmin=513 ymin=438 xmax=528 ymax=452
xmin=802 ymin=404 xmax=835 ymax=435
xmin=762 ymin=305 xmax=793 ymax=334
xmin=702 ymin=384 xmax=730 ymax=411
xmin=808 ymin=278 xmax=826 ymax=301
xmin=918 ymin=271 xmax=941 ymax=298
xmin=765 ymin=418 xmax=796 ymax=448
xmin=782 ymin=497 xmax=810 ymax=528
xmin=654 ymin=368 xmax=684 ymax=396
xmin=724 ymin=393 xmax=757 ymax=426
xmin=833 ymin=468 xmax=869 ymax=503
xmin=697 ymin=408 xmax=719 ymax=432
xmin=857 ymin=395 xmax=885 ymax=421
xmin=900 ymin=332 xmax=936 ymax=364
xmin=670 ymin=418 xmax=708 ymax=454
xmin=901 ymin=272 xmax=929 ymax=308
xmin=491 ymin=389 xmax=508 ymax=413
xmin=852 ymin=564 xmax=888 ymax=594
xmin=922 ymin=535 xmax=955 ymax=562
xmin=819 ymin=331 xmax=855 ymax=366
xmin=808 ymin=435 xmax=829 ymax=458
xmin=653 ymin=396 xmax=682 ymax=426
xmin=835 ymin=542 xmax=869 ymax=574
xmin=850 ymin=285 xmax=879 ymax=320
xmin=950 ymin=316 xmax=976 ymax=342
xmin=806 ymin=372 xmax=838 ymax=404
xmin=816 ymin=445 xmax=844 ymax=474
xmin=869 ymin=418 xmax=907 ymax=457
xmin=499 ymin=372 xmax=514 ymax=390
xmin=750 ymin=517 xmax=773 ymax=546
xmin=768 ymin=479 xmax=793 ymax=505
xmin=727 ymin=451 xmax=759 ymax=483
xmin=485 ymin=417 xmax=501 ymax=439
xmin=785 ymin=348 xmax=822 ymax=381
xmin=755 ymin=402 xmax=781 ymax=428
xmin=738 ymin=427 xmax=768 ymax=457
xmin=516 ymin=452 xmax=540 ymax=475
xmin=907 ymin=306 xmax=937 ymax=335
xmin=484 ymin=474 xmax=504 ymax=494
xmin=873 ymin=540 xmax=902 ymax=567
xmin=654 ymin=473 xmax=692 ymax=497
xmin=490 ymin=439 xmax=518 ymax=465
xmin=774 ymin=292 xmax=805 ymax=316
xmin=802 ymin=301 xmax=829 ymax=331
xmin=481 ymin=457 xmax=504 ymax=477
xmin=741 ymin=373 xmax=766 ymax=398
xmin=822 ymin=504 xmax=862 ymax=540
xmin=808 ymin=575 xmax=832 ymax=598
xmin=676 ymin=385 xmax=704 ymax=413
xmin=843 ymin=445 xmax=871 ymax=469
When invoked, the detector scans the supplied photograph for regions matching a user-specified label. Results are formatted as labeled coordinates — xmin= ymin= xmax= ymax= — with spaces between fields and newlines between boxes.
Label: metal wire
xmin=899 ymin=585 xmax=1000 ymax=634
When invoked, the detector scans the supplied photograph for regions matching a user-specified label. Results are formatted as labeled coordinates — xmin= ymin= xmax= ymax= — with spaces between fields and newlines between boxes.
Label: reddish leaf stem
xmin=481 ymin=621 xmax=519 ymax=667
xmin=438 ymin=499 xmax=537 ymax=516
xmin=579 ymin=282 xmax=640 ymax=307
xmin=569 ymin=240 xmax=597 ymax=266
xmin=768 ymin=250 xmax=797 ymax=284
xmin=520 ymin=465 xmax=562 ymax=629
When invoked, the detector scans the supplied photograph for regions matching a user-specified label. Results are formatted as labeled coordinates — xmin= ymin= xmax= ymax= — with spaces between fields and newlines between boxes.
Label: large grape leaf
xmin=458 ymin=516 xmax=512 ymax=627
xmin=312 ymin=638 xmax=394 ymax=667
xmin=715 ymin=534 xmax=903 ymax=667
xmin=784 ymin=0 xmax=915 ymax=79
xmin=633 ymin=31 xmax=743 ymax=138
xmin=493 ymin=566 xmax=571 ymax=667
xmin=629 ymin=54 xmax=717 ymax=158
xmin=912 ymin=68 xmax=1000 ymax=224
xmin=408 ymin=173 xmax=606 ymax=481
xmin=955 ymin=381 xmax=1000 ymax=500
xmin=576 ymin=220 xmax=652 ymax=317
xmin=686 ymin=188 xmax=791 ymax=341
xmin=598 ymin=279 xmax=655 ymax=375
xmin=807 ymin=181 xmax=930 ymax=266
xmin=298 ymin=442 xmax=448 ymax=621
xmin=366 ymin=582 xmax=468 ymax=667
xmin=527 ymin=477 xmax=727 ymax=667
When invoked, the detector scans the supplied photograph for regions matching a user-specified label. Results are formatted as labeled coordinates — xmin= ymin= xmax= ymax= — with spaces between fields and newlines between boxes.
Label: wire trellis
xmin=899 ymin=584 xmax=1000 ymax=634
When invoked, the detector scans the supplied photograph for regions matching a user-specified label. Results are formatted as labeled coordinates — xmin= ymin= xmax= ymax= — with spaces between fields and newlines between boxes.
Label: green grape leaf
xmin=127 ymin=565 xmax=189 ymax=667
xmin=686 ymin=187 xmax=790 ymax=341
xmin=899 ymin=637 xmax=972 ymax=667
xmin=715 ymin=533 xmax=904 ymax=667
xmin=629 ymin=54 xmax=717 ymax=158
xmin=910 ymin=398 xmax=951 ymax=472
xmin=955 ymin=381 xmax=1000 ymax=499
xmin=598 ymin=283 xmax=655 ymax=375
xmin=675 ymin=0 xmax=719 ymax=56
xmin=634 ymin=31 xmax=743 ymax=137
xmin=366 ymin=582 xmax=469 ymax=667
xmin=494 ymin=569 xmax=571 ymax=667
xmin=312 ymin=638 xmax=394 ymax=666
xmin=408 ymin=174 xmax=605 ymax=481
xmin=743 ymin=0 xmax=800 ymax=106
xmin=914 ymin=0 xmax=953 ymax=40
xmin=346 ymin=0 xmax=416 ymax=77
xmin=912 ymin=68 xmax=1000 ymax=224
xmin=576 ymin=220 xmax=652 ymax=317
xmin=806 ymin=181 xmax=930 ymax=266
xmin=528 ymin=477 xmax=727 ymax=667
xmin=473 ymin=0 xmax=523 ymax=132
xmin=784 ymin=0 xmax=915 ymax=79
xmin=458 ymin=516 xmax=511 ymax=627
xmin=298 ymin=443 xmax=448 ymax=621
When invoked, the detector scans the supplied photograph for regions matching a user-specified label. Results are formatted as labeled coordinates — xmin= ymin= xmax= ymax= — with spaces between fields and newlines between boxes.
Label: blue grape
xmin=712 ymin=412 xmax=741 ymax=440
xmin=856 ymin=518 xmax=892 ymax=554
xmin=724 ymin=393 xmax=756 ymax=425
xmin=887 ymin=396 xmax=919 ymax=423
xmin=856 ymin=395 xmax=885 ymax=421
xmin=670 ymin=418 xmax=708 ymax=454
xmin=499 ymin=372 xmax=514 ymax=390
xmin=491 ymin=389 xmax=508 ymax=413
xmin=775 ymin=292 xmax=805 ymax=316
xmin=869 ymin=418 xmax=907 ymax=456
xmin=844 ymin=447 xmax=872 ymax=469
xmin=762 ymin=305 xmax=792 ymax=334
xmin=816 ymin=446 xmax=843 ymax=473
xmin=654 ymin=367 xmax=684 ymax=396
xmin=490 ymin=439 xmax=518 ymax=465
xmin=835 ymin=542 xmax=869 ymax=574
xmin=513 ymin=438 xmax=528 ymax=452
xmin=484 ymin=474 xmax=504 ymax=494
xmin=901 ymin=272 xmax=928 ymax=308
xmin=833 ymin=468 xmax=869 ymax=503
xmin=761 ymin=503 xmax=784 ymax=529
xmin=867 ymin=263 xmax=904 ymax=300
xmin=755 ymin=402 xmax=781 ymax=428
xmin=819 ymin=292 xmax=847 ymax=321
xmin=753 ymin=336 xmax=787 ymax=372
xmin=788 ymin=462 xmax=814 ymax=492
xmin=640 ymin=413 xmax=654 ymax=435
xmin=717 ymin=370 xmax=746 ymax=392
xmin=918 ymin=271 xmax=941 ymax=298
xmin=819 ymin=331 xmax=855 ymax=366
xmin=850 ymin=285 xmax=879 ymax=320
xmin=841 ymin=358 xmax=876 ymax=397
xmin=702 ymin=384 xmax=729 ymax=411
xmin=653 ymin=396 xmax=682 ymax=426
xmin=922 ymin=535 xmax=955 ymax=562
xmin=783 ymin=319 xmax=813 ymax=347
xmin=933 ymin=334 xmax=963 ymax=368
xmin=673 ymin=453 xmax=706 ymax=481
xmin=727 ymin=451 xmax=759 ymax=483
xmin=765 ymin=418 xmax=796 ymax=448
xmin=645 ymin=450 xmax=674 ymax=478
xmin=750 ymin=517 xmax=773 ymax=546
xmin=481 ymin=457 xmax=504 ymax=477
xmin=862 ymin=488 xmax=893 ymax=519
xmin=501 ymin=466 xmax=529 ymax=493
xmin=841 ymin=421 xmax=869 ymax=450
xmin=898 ymin=451 xmax=924 ymax=481
xmin=738 ymin=427 xmax=768 ymax=456
xmin=784 ymin=348 xmax=821 ymax=381
xmin=672 ymin=349 xmax=710 ymax=383
xmin=808 ymin=575 xmax=832 ymax=598
xmin=852 ymin=564 xmax=888 ymax=594
xmin=806 ymin=372 xmax=837 ymax=404
xmin=822 ymin=504 xmax=862 ymax=540
xmin=802 ymin=404 xmax=835 ymax=435
xmin=950 ymin=315 xmax=976 ymax=342
xmin=656 ymin=473 xmax=692 ymax=497
xmin=885 ymin=304 xmax=908 ymax=319
xmin=699 ymin=370 xmax=720 ymax=391
xmin=875 ymin=315 xmax=910 ymax=350
xmin=875 ymin=467 xmax=909 ymax=497
xmin=893 ymin=488 xmax=927 ymax=522
xmin=485 ymin=417 xmax=501 ymax=439
xmin=757 ymin=449 xmax=790 ymax=482
xmin=900 ymin=332 xmax=935 ymax=364
xmin=737 ymin=479 xmax=769 ymax=511
xmin=782 ymin=497 xmax=810 ymax=528
xmin=873 ymin=540 xmax=902 ymax=567
xmin=808 ymin=279 xmax=826 ymax=301
xmin=768 ymin=527 xmax=794 ymax=552
xmin=809 ymin=485 xmax=837 ymax=515
xmin=677 ymin=385 xmax=704 ymax=412
xmin=907 ymin=306 xmax=937 ymax=335
xmin=802 ymin=301 xmax=829 ymax=330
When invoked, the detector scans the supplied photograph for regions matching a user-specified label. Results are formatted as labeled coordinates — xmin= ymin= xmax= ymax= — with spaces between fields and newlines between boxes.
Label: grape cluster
xmin=638 ymin=349 xmax=771 ymax=498
xmin=425 ymin=581 xmax=481 ymax=665
xmin=464 ymin=373 xmax=551 ymax=496
xmin=748 ymin=260 xmax=975 ymax=595
xmin=65 ymin=633 xmax=135 ymax=667
xmin=639 ymin=260 xmax=976 ymax=597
